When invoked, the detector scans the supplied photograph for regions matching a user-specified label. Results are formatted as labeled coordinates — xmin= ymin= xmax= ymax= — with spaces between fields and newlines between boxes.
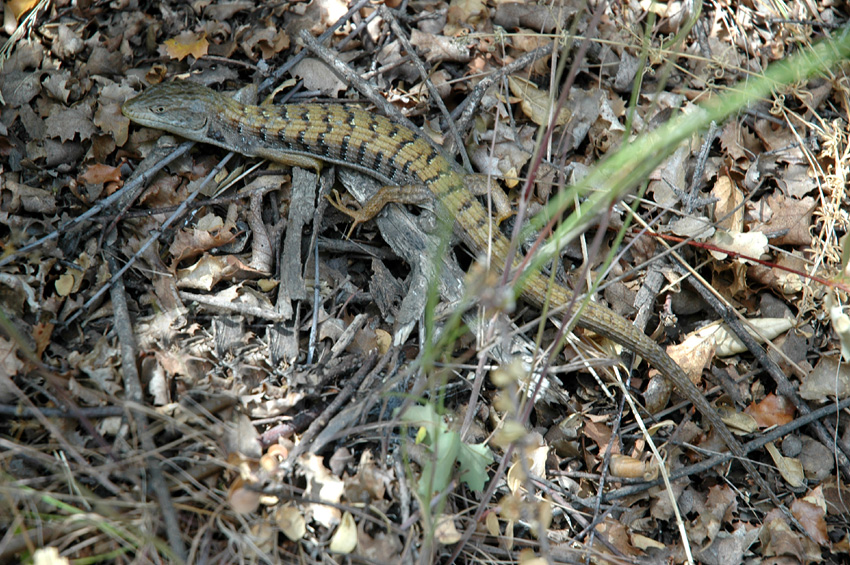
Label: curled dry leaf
xmin=329 ymin=511 xmax=357 ymax=554
xmin=712 ymin=317 xmax=794 ymax=357
xmin=609 ymin=454 xmax=657 ymax=481
xmin=717 ymin=405 xmax=759 ymax=435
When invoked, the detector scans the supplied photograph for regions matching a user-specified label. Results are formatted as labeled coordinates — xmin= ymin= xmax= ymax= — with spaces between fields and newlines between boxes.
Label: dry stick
xmin=176 ymin=291 xmax=286 ymax=322
xmin=108 ymin=255 xmax=187 ymax=562
xmin=0 ymin=404 xmax=125 ymax=418
xmin=284 ymin=350 xmax=384 ymax=462
xmin=676 ymin=263 xmax=850 ymax=478
xmin=0 ymin=141 xmax=193 ymax=269
xmin=604 ymin=396 xmax=850 ymax=501
xmin=62 ymin=153 xmax=234 ymax=327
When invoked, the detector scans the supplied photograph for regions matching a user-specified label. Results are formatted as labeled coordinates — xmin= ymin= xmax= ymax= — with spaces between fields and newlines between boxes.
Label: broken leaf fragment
xmin=765 ymin=441 xmax=805 ymax=488
xmin=508 ymin=76 xmax=570 ymax=127
xmin=275 ymin=504 xmax=306 ymax=541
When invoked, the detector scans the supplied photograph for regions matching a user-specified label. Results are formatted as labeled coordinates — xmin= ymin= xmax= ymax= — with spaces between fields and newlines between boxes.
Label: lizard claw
xmin=325 ymin=189 xmax=366 ymax=238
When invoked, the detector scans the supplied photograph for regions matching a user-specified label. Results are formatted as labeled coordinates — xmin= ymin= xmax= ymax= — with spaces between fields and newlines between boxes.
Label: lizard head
xmin=122 ymin=81 xmax=213 ymax=139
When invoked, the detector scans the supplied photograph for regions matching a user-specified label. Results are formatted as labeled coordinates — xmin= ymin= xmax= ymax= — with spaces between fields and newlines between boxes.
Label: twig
xmin=177 ymin=291 xmax=286 ymax=322
xmin=285 ymin=350 xmax=384 ymax=461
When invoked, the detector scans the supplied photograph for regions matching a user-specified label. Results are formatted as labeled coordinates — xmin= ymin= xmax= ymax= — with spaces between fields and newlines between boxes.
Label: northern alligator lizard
xmin=122 ymin=81 xmax=758 ymax=481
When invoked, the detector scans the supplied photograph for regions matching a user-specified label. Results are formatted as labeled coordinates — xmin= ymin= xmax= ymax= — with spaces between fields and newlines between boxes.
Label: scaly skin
xmin=122 ymin=81 xmax=757 ymax=478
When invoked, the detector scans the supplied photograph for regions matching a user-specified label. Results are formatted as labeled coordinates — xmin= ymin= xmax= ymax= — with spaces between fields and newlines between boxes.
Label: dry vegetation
xmin=2 ymin=0 xmax=850 ymax=563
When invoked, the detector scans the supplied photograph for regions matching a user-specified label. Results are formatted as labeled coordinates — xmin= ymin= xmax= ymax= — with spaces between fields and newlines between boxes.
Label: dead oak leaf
xmin=748 ymin=194 xmax=815 ymax=246
xmin=45 ymin=103 xmax=95 ymax=142
xmin=241 ymin=27 xmax=290 ymax=61
xmin=79 ymin=163 xmax=121 ymax=186
xmin=777 ymin=164 xmax=818 ymax=199
xmin=719 ymin=121 xmax=760 ymax=162
xmin=790 ymin=498 xmax=830 ymax=547
xmin=162 ymin=31 xmax=209 ymax=61
xmin=169 ymin=215 xmax=239 ymax=265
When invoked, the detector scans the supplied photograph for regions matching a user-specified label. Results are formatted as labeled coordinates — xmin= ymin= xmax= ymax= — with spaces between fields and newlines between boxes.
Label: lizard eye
xmin=151 ymin=106 xmax=167 ymax=114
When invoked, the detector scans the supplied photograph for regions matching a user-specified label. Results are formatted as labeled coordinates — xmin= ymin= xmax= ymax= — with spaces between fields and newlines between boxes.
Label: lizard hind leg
xmin=325 ymin=183 xmax=435 ymax=238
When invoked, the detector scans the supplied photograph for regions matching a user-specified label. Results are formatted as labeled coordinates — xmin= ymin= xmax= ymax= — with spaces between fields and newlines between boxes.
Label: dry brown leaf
xmin=276 ymin=505 xmax=306 ymax=541
xmin=761 ymin=511 xmax=822 ymax=562
xmin=765 ymin=442 xmax=805 ymax=488
xmin=8 ymin=0 xmax=39 ymax=20
xmin=434 ymin=514 xmax=462 ymax=545
xmin=227 ymin=477 xmax=261 ymax=515
xmin=508 ymin=76 xmax=570 ymax=127
xmin=45 ymin=104 xmax=95 ymax=142
xmin=291 ymin=58 xmax=346 ymax=97
xmin=745 ymin=393 xmax=795 ymax=428
xmin=594 ymin=518 xmax=643 ymax=557
xmin=582 ymin=419 xmax=616 ymax=455
xmin=712 ymin=175 xmax=745 ymax=231
xmin=799 ymin=356 xmax=850 ymax=401
xmin=748 ymin=194 xmax=815 ymax=246
xmin=79 ymin=163 xmax=121 ymax=186
xmin=717 ymin=405 xmax=759 ymax=435
xmin=666 ymin=329 xmax=715 ymax=384
xmin=790 ymin=498 xmax=829 ymax=546
xmin=719 ymin=121 xmax=760 ymax=162
xmin=241 ymin=27 xmax=290 ymax=61
xmin=668 ymin=215 xmax=716 ymax=241
xmin=708 ymin=230 xmax=768 ymax=263
xmin=609 ymin=454 xmax=656 ymax=480
xmin=169 ymin=217 xmax=238 ymax=265
xmin=162 ymin=31 xmax=209 ymax=61
xmin=445 ymin=0 xmax=487 ymax=33
xmin=2 ymin=178 xmax=57 ymax=214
